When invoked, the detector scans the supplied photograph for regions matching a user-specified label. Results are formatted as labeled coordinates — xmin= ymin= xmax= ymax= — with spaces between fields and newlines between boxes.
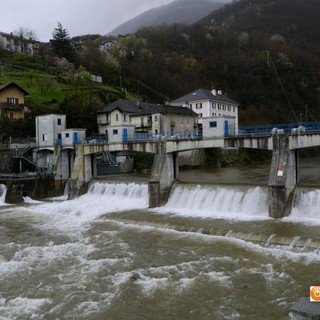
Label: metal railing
xmin=238 ymin=121 xmax=320 ymax=137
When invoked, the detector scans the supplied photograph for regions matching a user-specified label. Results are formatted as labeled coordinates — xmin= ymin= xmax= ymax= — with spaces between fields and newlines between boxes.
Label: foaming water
xmin=0 ymin=184 xmax=7 ymax=205
xmin=22 ymin=182 xmax=149 ymax=235
xmin=2 ymin=180 xmax=320 ymax=319
xmin=285 ymin=188 xmax=320 ymax=224
xmin=158 ymin=184 xmax=269 ymax=220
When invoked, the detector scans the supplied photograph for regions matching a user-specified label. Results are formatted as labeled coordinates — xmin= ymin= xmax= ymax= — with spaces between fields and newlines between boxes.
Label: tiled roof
xmin=170 ymin=88 xmax=239 ymax=105
xmin=97 ymin=99 xmax=197 ymax=116
xmin=0 ymin=82 xmax=29 ymax=95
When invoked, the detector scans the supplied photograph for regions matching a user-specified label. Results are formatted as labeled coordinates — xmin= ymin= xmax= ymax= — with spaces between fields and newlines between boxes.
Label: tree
xmin=51 ymin=22 xmax=75 ymax=62
xmin=13 ymin=27 xmax=38 ymax=40
xmin=12 ymin=27 xmax=38 ymax=54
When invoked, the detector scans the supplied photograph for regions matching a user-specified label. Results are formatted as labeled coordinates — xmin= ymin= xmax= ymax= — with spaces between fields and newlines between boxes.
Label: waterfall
xmin=289 ymin=188 xmax=320 ymax=221
xmin=0 ymin=184 xmax=6 ymax=204
xmin=159 ymin=184 xmax=269 ymax=219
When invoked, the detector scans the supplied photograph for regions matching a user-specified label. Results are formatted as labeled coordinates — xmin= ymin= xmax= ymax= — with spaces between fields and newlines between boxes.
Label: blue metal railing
xmin=239 ymin=121 xmax=320 ymax=137
xmin=69 ymin=121 xmax=320 ymax=145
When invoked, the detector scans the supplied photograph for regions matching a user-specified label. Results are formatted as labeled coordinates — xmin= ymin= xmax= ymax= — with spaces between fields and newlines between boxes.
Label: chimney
xmin=211 ymin=89 xmax=216 ymax=96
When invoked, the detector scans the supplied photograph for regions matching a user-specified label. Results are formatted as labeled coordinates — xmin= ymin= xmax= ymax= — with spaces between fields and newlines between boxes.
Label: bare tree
xmin=12 ymin=27 xmax=38 ymax=54
xmin=13 ymin=27 xmax=38 ymax=41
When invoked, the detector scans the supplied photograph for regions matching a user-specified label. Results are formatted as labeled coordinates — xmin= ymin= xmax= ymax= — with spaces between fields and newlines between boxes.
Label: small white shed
xmin=202 ymin=116 xmax=236 ymax=138
xmin=107 ymin=125 xmax=135 ymax=143
xmin=61 ymin=129 xmax=86 ymax=147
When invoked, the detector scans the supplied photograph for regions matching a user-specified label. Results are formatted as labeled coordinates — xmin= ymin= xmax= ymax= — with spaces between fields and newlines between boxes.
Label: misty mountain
xmin=110 ymin=0 xmax=229 ymax=36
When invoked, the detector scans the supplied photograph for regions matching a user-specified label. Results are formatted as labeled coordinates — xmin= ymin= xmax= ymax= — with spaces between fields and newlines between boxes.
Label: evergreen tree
xmin=51 ymin=22 xmax=75 ymax=62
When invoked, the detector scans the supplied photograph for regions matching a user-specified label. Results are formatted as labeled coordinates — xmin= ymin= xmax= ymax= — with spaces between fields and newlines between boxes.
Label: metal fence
xmin=238 ymin=121 xmax=320 ymax=137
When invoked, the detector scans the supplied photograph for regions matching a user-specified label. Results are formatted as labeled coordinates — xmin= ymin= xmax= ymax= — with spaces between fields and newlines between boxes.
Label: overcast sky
xmin=1 ymin=0 xmax=174 ymax=42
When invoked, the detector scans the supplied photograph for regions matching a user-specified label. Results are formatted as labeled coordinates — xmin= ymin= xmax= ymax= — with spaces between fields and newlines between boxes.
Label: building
xmin=99 ymin=40 xmax=116 ymax=53
xmin=0 ymin=31 xmax=40 ymax=56
xmin=0 ymin=82 xmax=30 ymax=119
xmin=202 ymin=115 xmax=236 ymax=138
xmin=96 ymin=99 xmax=198 ymax=142
xmin=35 ymin=114 xmax=87 ymax=180
xmin=61 ymin=129 xmax=86 ymax=147
xmin=170 ymin=88 xmax=240 ymax=135
xmin=35 ymin=114 xmax=67 ymax=150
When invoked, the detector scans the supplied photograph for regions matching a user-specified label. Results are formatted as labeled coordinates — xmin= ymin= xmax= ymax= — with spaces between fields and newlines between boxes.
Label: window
xmin=57 ymin=118 xmax=62 ymax=125
xmin=233 ymin=106 xmax=236 ymax=112
xmin=42 ymin=134 xmax=48 ymax=142
xmin=209 ymin=121 xmax=217 ymax=128
xmin=196 ymin=103 xmax=202 ymax=109
xmin=189 ymin=104 xmax=193 ymax=110
xmin=65 ymin=133 xmax=70 ymax=138
xmin=7 ymin=97 xmax=18 ymax=104
xmin=113 ymin=129 xmax=118 ymax=135
xmin=116 ymin=114 xmax=119 ymax=121
xmin=154 ymin=115 xmax=158 ymax=121
xmin=123 ymin=114 xmax=127 ymax=122
xmin=218 ymin=104 xmax=221 ymax=110
xmin=212 ymin=103 xmax=216 ymax=109
xmin=228 ymin=106 xmax=231 ymax=111
xmin=9 ymin=112 xmax=14 ymax=119
xmin=223 ymin=105 xmax=226 ymax=111
xmin=198 ymin=113 xmax=203 ymax=117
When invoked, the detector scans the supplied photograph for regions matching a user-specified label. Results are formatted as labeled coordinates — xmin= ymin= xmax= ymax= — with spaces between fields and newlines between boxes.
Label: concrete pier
xmin=148 ymin=141 xmax=178 ymax=208
xmin=268 ymin=133 xmax=298 ymax=218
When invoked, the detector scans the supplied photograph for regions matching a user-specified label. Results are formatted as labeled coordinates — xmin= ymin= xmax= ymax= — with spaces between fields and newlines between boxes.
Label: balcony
xmin=97 ymin=120 xmax=110 ymax=126
xmin=0 ymin=102 xmax=25 ymax=111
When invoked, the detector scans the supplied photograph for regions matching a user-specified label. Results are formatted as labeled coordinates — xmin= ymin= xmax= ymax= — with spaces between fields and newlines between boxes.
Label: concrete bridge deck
xmin=79 ymin=132 xmax=320 ymax=155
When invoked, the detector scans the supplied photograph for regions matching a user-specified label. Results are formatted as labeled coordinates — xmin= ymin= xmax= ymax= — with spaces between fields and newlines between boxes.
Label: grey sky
xmin=1 ymin=0 xmax=173 ymax=42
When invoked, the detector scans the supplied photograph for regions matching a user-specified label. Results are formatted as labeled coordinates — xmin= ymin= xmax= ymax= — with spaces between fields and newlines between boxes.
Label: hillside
xmin=110 ymin=0 xmax=229 ymax=36
xmin=112 ymin=0 xmax=320 ymax=125
xmin=201 ymin=0 xmax=320 ymax=54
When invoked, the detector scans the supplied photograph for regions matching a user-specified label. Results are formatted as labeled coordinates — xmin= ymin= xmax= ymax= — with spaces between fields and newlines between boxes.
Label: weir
xmin=16 ymin=129 xmax=320 ymax=216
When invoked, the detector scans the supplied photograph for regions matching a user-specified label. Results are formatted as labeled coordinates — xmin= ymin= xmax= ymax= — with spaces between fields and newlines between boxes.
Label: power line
xmin=266 ymin=51 xmax=300 ymax=123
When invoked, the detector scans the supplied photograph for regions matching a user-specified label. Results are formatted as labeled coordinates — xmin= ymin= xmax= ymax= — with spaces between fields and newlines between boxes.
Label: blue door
xmin=224 ymin=121 xmax=229 ymax=137
xmin=73 ymin=132 xmax=79 ymax=144
xmin=123 ymin=128 xmax=128 ymax=142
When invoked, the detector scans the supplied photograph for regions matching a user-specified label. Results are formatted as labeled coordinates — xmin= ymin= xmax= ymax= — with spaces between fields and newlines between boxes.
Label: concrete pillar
xmin=268 ymin=133 xmax=298 ymax=218
xmin=148 ymin=142 xmax=177 ymax=208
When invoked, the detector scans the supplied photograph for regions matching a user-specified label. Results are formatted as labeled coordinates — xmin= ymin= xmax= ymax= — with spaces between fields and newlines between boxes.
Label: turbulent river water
xmin=1 ymin=159 xmax=320 ymax=320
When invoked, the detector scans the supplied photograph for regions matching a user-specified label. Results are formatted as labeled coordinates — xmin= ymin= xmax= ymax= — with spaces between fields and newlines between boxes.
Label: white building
xmin=61 ymin=129 xmax=86 ymax=147
xmin=99 ymin=40 xmax=116 ymax=53
xmin=170 ymin=88 xmax=240 ymax=134
xmin=0 ymin=31 xmax=40 ymax=56
xmin=35 ymin=114 xmax=66 ymax=150
xmin=202 ymin=116 xmax=236 ymax=138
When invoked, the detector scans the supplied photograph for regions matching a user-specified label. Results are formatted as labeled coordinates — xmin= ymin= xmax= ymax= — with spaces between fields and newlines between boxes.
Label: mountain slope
xmin=200 ymin=0 xmax=320 ymax=53
xmin=110 ymin=0 xmax=229 ymax=36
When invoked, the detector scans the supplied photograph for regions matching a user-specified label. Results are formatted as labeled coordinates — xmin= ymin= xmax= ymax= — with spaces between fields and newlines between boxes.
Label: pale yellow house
xmin=0 ymin=82 xmax=30 ymax=119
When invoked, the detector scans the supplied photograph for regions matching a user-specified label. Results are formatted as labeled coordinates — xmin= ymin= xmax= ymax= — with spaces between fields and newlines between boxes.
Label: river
xmin=0 ymin=158 xmax=320 ymax=319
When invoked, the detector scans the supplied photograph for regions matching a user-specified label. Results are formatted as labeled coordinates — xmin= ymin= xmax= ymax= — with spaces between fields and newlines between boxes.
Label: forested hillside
xmin=1 ymin=0 xmax=320 ymax=141
xmin=110 ymin=0 xmax=320 ymax=125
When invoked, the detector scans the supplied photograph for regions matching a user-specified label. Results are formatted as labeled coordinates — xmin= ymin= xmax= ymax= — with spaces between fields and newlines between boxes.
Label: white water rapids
xmin=0 ymin=181 xmax=320 ymax=319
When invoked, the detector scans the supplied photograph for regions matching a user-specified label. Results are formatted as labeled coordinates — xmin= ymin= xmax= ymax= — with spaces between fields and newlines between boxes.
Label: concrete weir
xmin=268 ymin=133 xmax=298 ymax=218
